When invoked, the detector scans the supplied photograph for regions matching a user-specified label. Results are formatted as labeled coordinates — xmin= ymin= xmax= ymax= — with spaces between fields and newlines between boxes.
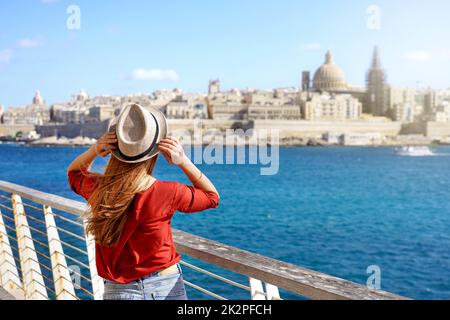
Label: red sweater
xmin=67 ymin=168 xmax=219 ymax=283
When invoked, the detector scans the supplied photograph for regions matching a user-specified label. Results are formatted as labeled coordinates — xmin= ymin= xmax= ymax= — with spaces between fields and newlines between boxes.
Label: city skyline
xmin=1 ymin=0 xmax=450 ymax=109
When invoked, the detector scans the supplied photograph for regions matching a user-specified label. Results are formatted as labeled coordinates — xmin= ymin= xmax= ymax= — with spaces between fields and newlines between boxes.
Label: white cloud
xmin=129 ymin=69 xmax=179 ymax=82
xmin=17 ymin=38 xmax=42 ymax=48
xmin=302 ymin=43 xmax=321 ymax=51
xmin=0 ymin=49 xmax=13 ymax=68
xmin=403 ymin=50 xmax=432 ymax=62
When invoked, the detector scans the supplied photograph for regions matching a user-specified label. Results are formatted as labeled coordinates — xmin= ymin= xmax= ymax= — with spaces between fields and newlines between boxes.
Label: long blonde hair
xmin=84 ymin=155 xmax=158 ymax=247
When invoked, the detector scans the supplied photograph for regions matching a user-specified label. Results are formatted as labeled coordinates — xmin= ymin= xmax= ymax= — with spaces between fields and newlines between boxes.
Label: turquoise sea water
xmin=1 ymin=143 xmax=450 ymax=299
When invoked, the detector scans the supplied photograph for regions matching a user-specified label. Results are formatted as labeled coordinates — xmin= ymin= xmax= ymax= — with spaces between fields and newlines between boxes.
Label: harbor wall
xmin=252 ymin=120 xmax=402 ymax=139
xmin=401 ymin=121 xmax=450 ymax=138
xmin=32 ymin=119 xmax=408 ymax=140
xmin=0 ymin=124 xmax=35 ymax=137
xmin=36 ymin=121 xmax=110 ymax=139
xmin=35 ymin=119 xmax=249 ymax=139
xmin=425 ymin=122 xmax=450 ymax=138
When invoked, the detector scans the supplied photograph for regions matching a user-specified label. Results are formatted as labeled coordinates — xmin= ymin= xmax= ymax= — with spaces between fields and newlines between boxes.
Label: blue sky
xmin=1 ymin=0 xmax=450 ymax=110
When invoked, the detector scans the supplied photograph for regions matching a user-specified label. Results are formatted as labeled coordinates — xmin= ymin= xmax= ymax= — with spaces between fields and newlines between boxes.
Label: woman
xmin=67 ymin=104 xmax=219 ymax=300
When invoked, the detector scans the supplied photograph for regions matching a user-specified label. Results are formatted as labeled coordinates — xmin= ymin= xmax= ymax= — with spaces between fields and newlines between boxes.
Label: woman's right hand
xmin=93 ymin=132 xmax=117 ymax=157
xmin=158 ymin=137 xmax=189 ymax=166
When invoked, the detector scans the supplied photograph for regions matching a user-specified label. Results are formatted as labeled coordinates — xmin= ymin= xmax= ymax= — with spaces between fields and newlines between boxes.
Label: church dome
xmin=33 ymin=90 xmax=44 ymax=105
xmin=313 ymin=51 xmax=347 ymax=91
xmin=77 ymin=89 xmax=89 ymax=101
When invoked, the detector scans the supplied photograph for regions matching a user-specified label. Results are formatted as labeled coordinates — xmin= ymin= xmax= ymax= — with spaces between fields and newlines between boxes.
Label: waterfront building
xmin=88 ymin=105 xmax=117 ymax=122
xmin=166 ymin=100 xmax=192 ymax=119
xmin=386 ymin=86 xmax=436 ymax=122
xmin=302 ymin=71 xmax=311 ymax=92
xmin=2 ymin=90 xmax=50 ymax=125
xmin=245 ymin=88 xmax=298 ymax=106
xmin=429 ymin=102 xmax=450 ymax=122
xmin=300 ymin=92 xmax=362 ymax=121
xmin=166 ymin=91 xmax=208 ymax=119
xmin=392 ymin=102 xmax=414 ymax=123
xmin=212 ymin=87 xmax=300 ymax=121
xmin=51 ymin=104 xmax=88 ymax=124
xmin=208 ymin=102 xmax=248 ymax=120
xmin=388 ymin=86 xmax=409 ymax=111
xmin=50 ymin=90 xmax=95 ymax=123
xmin=0 ymin=104 xmax=4 ymax=124
xmin=366 ymin=47 xmax=389 ymax=116
xmin=121 ymin=93 xmax=161 ymax=110
xmin=244 ymin=88 xmax=301 ymax=120
xmin=248 ymin=104 xmax=301 ymax=120
xmin=208 ymin=80 xmax=221 ymax=95
xmin=207 ymin=82 xmax=247 ymax=120
xmin=50 ymin=90 xmax=129 ymax=124
xmin=341 ymin=132 xmax=383 ymax=146
xmin=423 ymin=90 xmax=437 ymax=115
xmin=437 ymin=88 xmax=450 ymax=106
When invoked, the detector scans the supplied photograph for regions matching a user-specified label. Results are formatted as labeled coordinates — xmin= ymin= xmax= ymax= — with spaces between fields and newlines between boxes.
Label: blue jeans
xmin=102 ymin=263 xmax=188 ymax=300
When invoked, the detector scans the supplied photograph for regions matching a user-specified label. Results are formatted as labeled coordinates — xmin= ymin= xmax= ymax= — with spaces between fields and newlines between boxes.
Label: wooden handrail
xmin=0 ymin=180 xmax=85 ymax=216
xmin=0 ymin=179 xmax=408 ymax=300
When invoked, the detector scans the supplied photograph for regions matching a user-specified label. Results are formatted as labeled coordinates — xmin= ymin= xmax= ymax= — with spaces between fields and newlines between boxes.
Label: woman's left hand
xmin=158 ymin=137 xmax=188 ymax=166
xmin=93 ymin=132 xmax=117 ymax=157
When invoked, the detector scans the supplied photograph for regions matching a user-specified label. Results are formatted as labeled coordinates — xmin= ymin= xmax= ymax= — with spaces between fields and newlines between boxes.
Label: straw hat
xmin=107 ymin=104 xmax=168 ymax=163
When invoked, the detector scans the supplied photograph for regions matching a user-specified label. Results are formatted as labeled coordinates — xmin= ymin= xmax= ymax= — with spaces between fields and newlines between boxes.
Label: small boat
xmin=396 ymin=146 xmax=434 ymax=157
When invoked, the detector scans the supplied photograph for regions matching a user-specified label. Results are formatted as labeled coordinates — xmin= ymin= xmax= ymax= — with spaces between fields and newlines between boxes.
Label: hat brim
xmin=107 ymin=106 xmax=168 ymax=163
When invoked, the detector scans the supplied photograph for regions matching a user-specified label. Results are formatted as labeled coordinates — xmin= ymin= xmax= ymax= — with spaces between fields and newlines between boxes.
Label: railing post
xmin=265 ymin=283 xmax=281 ymax=300
xmin=12 ymin=194 xmax=48 ymax=300
xmin=249 ymin=277 xmax=266 ymax=300
xmin=83 ymin=221 xmax=104 ymax=300
xmin=0 ymin=208 xmax=24 ymax=299
xmin=43 ymin=205 xmax=77 ymax=300
xmin=249 ymin=278 xmax=281 ymax=300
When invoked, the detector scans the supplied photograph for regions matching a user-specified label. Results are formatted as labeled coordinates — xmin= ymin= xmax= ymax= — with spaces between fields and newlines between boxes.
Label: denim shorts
xmin=102 ymin=263 xmax=188 ymax=300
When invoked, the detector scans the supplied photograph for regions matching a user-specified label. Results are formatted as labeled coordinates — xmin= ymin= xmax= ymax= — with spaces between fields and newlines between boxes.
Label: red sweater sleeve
xmin=67 ymin=168 xmax=99 ymax=201
xmin=172 ymin=182 xmax=219 ymax=213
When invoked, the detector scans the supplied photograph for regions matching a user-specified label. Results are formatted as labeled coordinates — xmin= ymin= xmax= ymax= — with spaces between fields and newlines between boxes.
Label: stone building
xmin=245 ymin=88 xmax=301 ymax=120
xmin=300 ymin=92 xmax=362 ymax=121
xmin=166 ymin=98 xmax=208 ymax=119
xmin=50 ymin=90 xmax=94 ymax=123
xmin=429 ymin=102 xmax=450 ymax=122
xmin=2 ymin=90 xmax=50 ymax=125
xmin=392 ymin=102 xmax=414 ymax=123
xmin=207 ymin=83 xmax=247 ymax=120
xmin=248 ymin=104 xmax=301 ymax=120
xmin=88 ymin=105 xmax=117 ymax=122
xmin=208 ymin=80 xmax=221 ymax=95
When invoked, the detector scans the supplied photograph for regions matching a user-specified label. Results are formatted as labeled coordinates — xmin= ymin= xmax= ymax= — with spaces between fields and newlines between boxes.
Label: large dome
xmin=313 ymin=51 xmax=347 ymax=91
xmin=33 ymin=90 xmax=44 ymax=105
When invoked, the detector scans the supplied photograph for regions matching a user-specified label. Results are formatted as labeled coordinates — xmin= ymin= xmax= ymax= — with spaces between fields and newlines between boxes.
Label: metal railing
xmin=0 ymin=180 xmax=408 ymax=300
